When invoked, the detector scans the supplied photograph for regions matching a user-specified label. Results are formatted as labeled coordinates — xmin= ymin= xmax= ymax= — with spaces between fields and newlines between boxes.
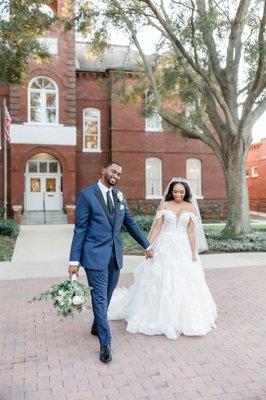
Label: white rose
xmin=58 ymin=290 xmax=64 ymax=296
xmin=117 ymin=191 xmax=124 ymax=202
xmin=72 ymin=295 xmax=83 ymax=305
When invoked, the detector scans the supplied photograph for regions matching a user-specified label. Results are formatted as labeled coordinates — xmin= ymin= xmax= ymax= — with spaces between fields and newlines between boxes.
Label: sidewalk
xmin=1 ymin=225 xmax=266 ymax=400
xmin=1 ymin=225 xmax=266 ymax=280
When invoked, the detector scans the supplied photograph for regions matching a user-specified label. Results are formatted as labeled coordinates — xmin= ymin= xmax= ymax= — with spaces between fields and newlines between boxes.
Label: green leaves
xmin=0 ymin=0 xmax=56 ymax=84
xmin=29 ymin=279 xmax=91 ymax=318
xmin=205 ymin=231 xmax=266 ymax=252
xmin=0 ymin=218 xmax=19 ymax=237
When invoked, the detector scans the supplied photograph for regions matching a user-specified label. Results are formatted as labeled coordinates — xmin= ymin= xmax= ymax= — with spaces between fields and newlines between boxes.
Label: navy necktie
xmin=107 ymin=190 xmax=114 ymax=216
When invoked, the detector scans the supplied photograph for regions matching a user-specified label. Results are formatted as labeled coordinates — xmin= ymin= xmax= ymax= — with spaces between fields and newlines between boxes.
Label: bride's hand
xmin=192 ymin=254 xmax=197 ymax=262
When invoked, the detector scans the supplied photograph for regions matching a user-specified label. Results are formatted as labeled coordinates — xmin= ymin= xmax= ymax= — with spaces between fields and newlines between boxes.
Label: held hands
xmin=192 ymin=253 xmax=197 ymax=262
xmin=68 ymin=265 xmax=79 ymax=278
xmin=145 ymin=248 xmax=154 ymax=259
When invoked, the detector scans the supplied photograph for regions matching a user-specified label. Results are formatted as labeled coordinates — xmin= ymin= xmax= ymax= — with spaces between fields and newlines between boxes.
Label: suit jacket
xmin=69 ymin=183 xmax=150 ymax=270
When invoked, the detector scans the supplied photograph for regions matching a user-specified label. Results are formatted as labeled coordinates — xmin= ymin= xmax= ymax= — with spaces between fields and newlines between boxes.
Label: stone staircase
xmin=21 ymin=211 xmax=68 ymax=225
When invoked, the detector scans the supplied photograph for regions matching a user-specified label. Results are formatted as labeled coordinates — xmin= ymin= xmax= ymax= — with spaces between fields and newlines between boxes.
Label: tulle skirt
xmin=108 ymin=232 xmax=217 ymax=340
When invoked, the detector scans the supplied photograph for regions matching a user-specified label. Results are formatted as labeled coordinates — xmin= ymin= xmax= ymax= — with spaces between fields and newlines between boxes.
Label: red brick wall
xmin=4 ymin=0 xmax=77 ymax=214
xmin=9 ymin=2 xmax=76 ymax=126
xmin=75 ymin=72 xmax=111 ymax=192
xmin=247 ymin=138 xmax=266 ymax=212
xmin=110 ymin=85 xmax=227 ymax=216
xmin=0 ymin=85 xmax=10 ymax=204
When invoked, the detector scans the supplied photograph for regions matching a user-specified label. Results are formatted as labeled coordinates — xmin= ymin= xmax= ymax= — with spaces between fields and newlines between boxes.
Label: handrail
xmin=43 ymin=192 xmax=46 ymax=225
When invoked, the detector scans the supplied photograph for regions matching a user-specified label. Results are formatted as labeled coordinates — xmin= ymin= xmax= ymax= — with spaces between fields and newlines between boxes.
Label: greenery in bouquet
xmin=29 ymin=277 xmax=91 ymax=317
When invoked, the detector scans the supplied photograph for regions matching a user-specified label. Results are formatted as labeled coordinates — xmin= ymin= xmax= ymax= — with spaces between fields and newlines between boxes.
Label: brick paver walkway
xmin=1 ymin=266 xmax=266 ymax=400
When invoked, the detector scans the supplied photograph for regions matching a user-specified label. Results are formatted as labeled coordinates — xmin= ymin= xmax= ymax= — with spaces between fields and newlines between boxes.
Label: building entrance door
xmin=25 ymin=154 xmax=62 ymax=211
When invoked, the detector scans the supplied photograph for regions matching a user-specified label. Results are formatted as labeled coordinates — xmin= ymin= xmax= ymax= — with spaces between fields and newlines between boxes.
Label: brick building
xmin=0 ymin=0 xmax=227 ymax=221
xmin=247 ymin=138 xmax=266 ymax=213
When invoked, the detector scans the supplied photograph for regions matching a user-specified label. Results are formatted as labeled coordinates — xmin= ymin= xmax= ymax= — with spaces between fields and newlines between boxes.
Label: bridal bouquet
xmin=29 ymin=275 xmax=91 ymax=318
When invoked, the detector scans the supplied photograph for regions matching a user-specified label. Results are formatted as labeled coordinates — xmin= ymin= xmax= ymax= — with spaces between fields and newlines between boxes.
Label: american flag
xmin=4 ymin=105 xmax=12 ymax=142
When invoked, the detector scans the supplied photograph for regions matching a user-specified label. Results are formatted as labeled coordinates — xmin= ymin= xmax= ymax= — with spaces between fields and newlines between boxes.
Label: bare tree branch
xmin=140 ymin=0 xmax=237 ymax=134
xmin=189 ymin=0 xmax=201 ymax=70
xmin=226 ymin=0 xmax=251 ymax=72
xmin=196 ymin=0 xmax=222 ymax=78
xmin=250 ymin=96 xmax=266 ymax=127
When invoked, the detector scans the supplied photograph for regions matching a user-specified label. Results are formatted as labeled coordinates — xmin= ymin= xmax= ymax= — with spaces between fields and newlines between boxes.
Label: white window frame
xmin=186 ymin=158 xmax=203 ymax=199
xmin=145 ymin=92 xmax=163 ymax=132
xmin=82 ymin=107 xmax=102 ymax=152
xmin=251 ymin=166 xmax=259 ymax=177
xmin=145 ymin=157 xmax=162 ymax=199
xmin=28 ymin=76 xmax=59 ymax=125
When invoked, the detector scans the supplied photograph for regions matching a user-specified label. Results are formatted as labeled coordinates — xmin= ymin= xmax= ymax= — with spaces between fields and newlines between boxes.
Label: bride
xmin=108 ymin=177 xmax=217 ymax=340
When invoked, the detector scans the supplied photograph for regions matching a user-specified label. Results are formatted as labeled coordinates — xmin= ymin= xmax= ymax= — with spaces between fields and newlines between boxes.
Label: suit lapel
xmin=113 ymin=188 xmax=120 ymax=226
xmin=94 ymin=185 xmax=113 ymax=226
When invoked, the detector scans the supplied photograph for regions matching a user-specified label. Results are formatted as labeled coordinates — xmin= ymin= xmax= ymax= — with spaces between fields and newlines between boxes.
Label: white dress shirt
xmin=97 ymin=179 xmax=114 ymax=206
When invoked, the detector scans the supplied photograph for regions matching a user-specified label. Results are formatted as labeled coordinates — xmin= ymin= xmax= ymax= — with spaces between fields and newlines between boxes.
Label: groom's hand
xmin=145 ymin=249 xmax=154 ymax=259
xmin=68 ymin=265 xmax=79 ymax=278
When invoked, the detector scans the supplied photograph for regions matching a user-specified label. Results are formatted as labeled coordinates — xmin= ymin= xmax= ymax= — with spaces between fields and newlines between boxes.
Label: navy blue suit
xmin=69 ymin=183 xmax=150 ymax=345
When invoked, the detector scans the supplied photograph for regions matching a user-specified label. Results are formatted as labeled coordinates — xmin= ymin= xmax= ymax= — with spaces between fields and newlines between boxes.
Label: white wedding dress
xmin=108 ymin=210 xmax=217 ymax=340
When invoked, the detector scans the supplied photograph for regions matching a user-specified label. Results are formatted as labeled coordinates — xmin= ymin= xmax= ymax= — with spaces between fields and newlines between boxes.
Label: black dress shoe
xmin=100 ymin=344 xmax=112 ymax=363
xmin=91 ymin=328 xmax=98 ymax=336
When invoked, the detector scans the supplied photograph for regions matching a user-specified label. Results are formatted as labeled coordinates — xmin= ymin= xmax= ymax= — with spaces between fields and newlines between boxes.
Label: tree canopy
xmin=75 ymin=0 xmax=266 ymax=234
xmin=0 ymin=0 xmax=56 ymax=84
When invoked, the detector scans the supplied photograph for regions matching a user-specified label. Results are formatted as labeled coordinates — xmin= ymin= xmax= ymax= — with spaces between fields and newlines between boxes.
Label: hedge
xmin=0 ymin=219 xmax=20 ymax=237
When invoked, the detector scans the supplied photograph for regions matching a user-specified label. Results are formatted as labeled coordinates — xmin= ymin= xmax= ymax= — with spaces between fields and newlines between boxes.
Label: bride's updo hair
xmin=165 ymin=180 xmax=192 ymax=202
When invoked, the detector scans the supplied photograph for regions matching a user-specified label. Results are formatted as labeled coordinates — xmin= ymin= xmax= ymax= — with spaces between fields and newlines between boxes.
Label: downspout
xmin=106 ymin=70 xmax=112 ymax=163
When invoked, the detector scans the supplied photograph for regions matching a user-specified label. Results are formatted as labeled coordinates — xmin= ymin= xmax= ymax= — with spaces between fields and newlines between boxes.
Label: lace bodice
xmin=156 ymin=209 xmax=197 ymax=234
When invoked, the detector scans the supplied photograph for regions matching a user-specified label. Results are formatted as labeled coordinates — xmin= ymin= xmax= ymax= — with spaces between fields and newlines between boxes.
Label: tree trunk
xmin=223 ymin=140 xmax=251 ymax=235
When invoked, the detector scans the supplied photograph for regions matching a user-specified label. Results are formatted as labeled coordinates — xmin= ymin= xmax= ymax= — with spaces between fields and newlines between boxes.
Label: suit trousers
xmin=85 ymin=250 xmax=120 ymax=346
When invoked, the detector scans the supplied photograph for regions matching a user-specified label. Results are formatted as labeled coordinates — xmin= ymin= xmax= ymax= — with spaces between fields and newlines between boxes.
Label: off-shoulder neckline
xmin=160 ymin=209 xmax=196 ymax=219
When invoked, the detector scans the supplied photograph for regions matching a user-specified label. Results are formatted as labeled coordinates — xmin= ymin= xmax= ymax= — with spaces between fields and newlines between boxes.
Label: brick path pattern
xmin=1 ymin=266 xmax=266 ymax=400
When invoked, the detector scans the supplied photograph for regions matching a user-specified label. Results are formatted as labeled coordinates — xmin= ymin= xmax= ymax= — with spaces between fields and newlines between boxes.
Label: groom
xmin=68 ymin=161 xmax=153 ymax=363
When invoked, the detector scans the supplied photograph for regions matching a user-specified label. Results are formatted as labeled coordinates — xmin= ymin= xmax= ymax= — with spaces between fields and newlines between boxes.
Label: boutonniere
xmin=116 ymin=191 xmax=125 ymax=203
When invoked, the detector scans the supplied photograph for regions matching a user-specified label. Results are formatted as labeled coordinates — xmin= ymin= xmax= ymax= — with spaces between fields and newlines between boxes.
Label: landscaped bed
xmin=122 ymin=216 xmax=266 ymax=255
xmin=0 ymin=219 xmax=19 ymax=262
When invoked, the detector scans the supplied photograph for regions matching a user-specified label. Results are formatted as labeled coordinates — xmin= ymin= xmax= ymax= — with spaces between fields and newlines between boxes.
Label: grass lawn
xmin=203 ymin=224 xmax=266 ymax=234
xmin=0 ymin=235 xmax=16 ymax=261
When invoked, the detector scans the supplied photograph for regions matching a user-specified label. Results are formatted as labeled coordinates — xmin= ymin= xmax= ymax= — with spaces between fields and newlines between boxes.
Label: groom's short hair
xmin=104 ymin=161 xmax=122 ymax=169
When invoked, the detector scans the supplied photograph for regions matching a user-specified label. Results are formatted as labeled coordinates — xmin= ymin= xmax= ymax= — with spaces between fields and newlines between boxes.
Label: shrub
xmin=212 ymin=203 xmax=224 ymax=220
xmin=148 ymin=200 xmax=161 ymax=215
xmin=122 ymin=215 xmax=154 ymax=232
xmin=0 ymin=204 xmax=6 ymax=219
xmin=206 ymin=231 xmax=266 ymax=253
xmin=199 ymin=205 xmax=207 ymax=219
xmin=134 ymin=200 xmax=144 ymax=216
xmin=0 ymin=219 xmax=19 ymax=237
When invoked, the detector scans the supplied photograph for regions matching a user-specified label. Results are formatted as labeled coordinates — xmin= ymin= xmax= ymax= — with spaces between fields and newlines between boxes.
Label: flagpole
xmin=3 ymin=99 xmax=8 ymax=221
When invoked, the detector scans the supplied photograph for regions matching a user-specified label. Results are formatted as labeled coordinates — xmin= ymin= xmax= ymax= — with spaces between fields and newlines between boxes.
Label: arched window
xmin=146 ymin=157 xmax=162 ymax=198
xmin=28 ymin=77 xmax=58 ymax=124
xmin=186 ymin=158 xmax=202 ymax=197
xmin=83 ymin=108 xmax=101 ymax=151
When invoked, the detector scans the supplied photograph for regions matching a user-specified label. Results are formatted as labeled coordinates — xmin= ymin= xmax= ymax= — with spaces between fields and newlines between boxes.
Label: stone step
xmin=21 ymin=211 xmax=67 ymax=225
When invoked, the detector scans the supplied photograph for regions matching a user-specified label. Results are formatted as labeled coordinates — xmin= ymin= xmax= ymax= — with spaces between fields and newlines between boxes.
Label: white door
xmin=25 ymin=159 xmax=62 ymax=211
